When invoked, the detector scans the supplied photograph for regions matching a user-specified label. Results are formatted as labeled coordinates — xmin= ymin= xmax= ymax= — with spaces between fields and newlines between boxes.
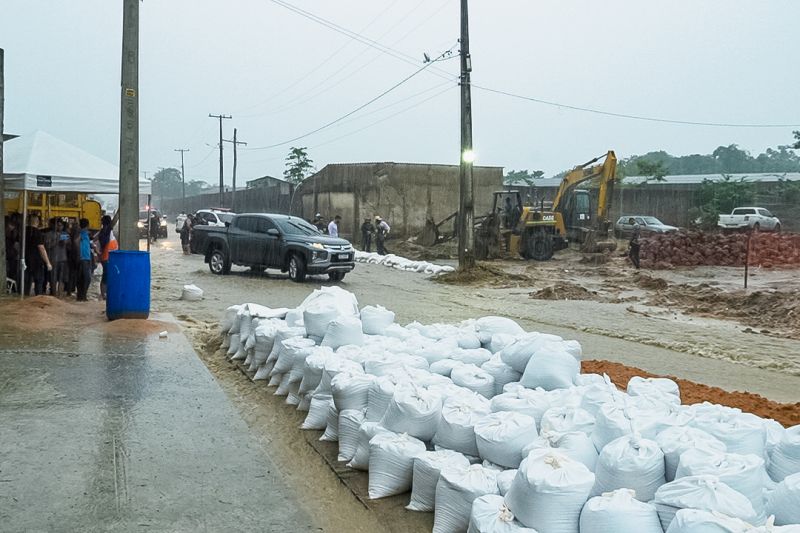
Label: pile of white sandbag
xmin=354 ymin=250 xmax=456 ymax=276
xmin=218 ymin=286 xmax=799 ymax=533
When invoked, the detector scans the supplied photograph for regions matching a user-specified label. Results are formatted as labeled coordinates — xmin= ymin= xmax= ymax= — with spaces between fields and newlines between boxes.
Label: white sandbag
xmin=496 ymin=469 xmax=517 ymax=497
xmin=348 ymin=422 xmax=393 ymax=471
xmin=303 ymin=305 xmax=339 ymax=342
xmin=433 ymin=464 xmax=499 ymax=533
xmin=467 ymin=494 xmax=536 ymax=533
xmin=220 ymin=304 xmax=242 ymax=333
xmin=701 ymin=413 xmax=767 ymax=459
xmin=181 ymin=283 xmax=204 ymax=301
xmin=227 ymin=333 xmax=241 ymax=358
xmin=265 ymin=327 xmax=306 ymax=366
xmin=652 ymin=475 xmax=758 ymax=531
xmin=451 ymin=364 xmax=496 ymax=399
xmin=361 ymin=305 xmax=396 ymax=335
xmin=313 ymin=358 xmax=364 ymax=397
xmin=380 ymin=385 xmax=443 ymax=441
xmin=504 ymin=449 xmax=595 ymax=532
xmin=519 ymin=348 xmax=579 ymax=391
xmin=452 ymin=348 xmax=493 ymax=367
xmin=457 ymin=330 xmax=482 ymax=350
xmin=252 ymin=320 xmax=283 ymax=368
xmin=628 ymin=376 xmax=681 ymax=403
xmin=657 ymin=425 xmax=728 ymax=482
xmin=407 ymin=450 xmax=471 ymax=512
xmin=481 ymin=357 xmax=522 ymax=396
xmin=676 ymin=448 xmax=770 ymax=521
xmin=301 ymin=394 xmax=333 ymax=430
xmin=431 ymin=359 xmax=465 ymax=377
xmin=490 ymin=389 xmax=553 ymax=425
xmin=331 ymin=372 xmax=375 ymax=412
xmin=489 ymin=333 xmax=517 ymax=354
xmin=320 ymin=401 xmax=340 ymax=442
xmin=298 ymin=349 xmax=335 ymax=394
xmin=366 ymin=376 xmax=397 ymax=422
xmin=267 ymin=373 xmax=282 ymax=387
xmin=337 ymin=409 xmax=365 ymax=462
xmin=498 ymin=333 xmax=564 ymax=372
xmin=540 ymin=406 xmax=596 ymax=436
xmin=523 ymin=431 xmax=599 ymax=472
xmin=592 ymin=400 xmax=666 ymax=452
xmin=561 ymin=339 xmax=582 ymax=361
xmin=592 ymin=434 xmax=666 ymax=501
xmin=284 ymin=307 xmax=304 ymax=327
xmin=368 ymin=432 xmax=426 ymax=499
xmin=579 ymin=488 xmax=663 ymax=533
xmin=274 ymin=372 xmax=293 ymax=396
xmin=364 ymin=353 xmax=429 ymax=376
xmin=298 ymin=285 xmax=359 ymax=317
xmin=321 ymin=316 xmax=364 ymax=349
xmin=474 ymin=411 xmax=538 ymax=468
xmin=433 ymin=392 xmax=492 ymax=456
xmin=253 ymin=364 xmax=271 ymax=381
xmin=297 ymin=393 xmax=311 ymax=411
xmin=475 ymin=316 xmax=524 ymax=345
xmin=664 ymin=508 xmax=760 ymax=533
xmin=766 ymin=472 xmax=800 ymax=526
xmin=768 ymin=425 xmax=800 ymax=483
xmin=417 ymin=338 xmax=460 ymax=365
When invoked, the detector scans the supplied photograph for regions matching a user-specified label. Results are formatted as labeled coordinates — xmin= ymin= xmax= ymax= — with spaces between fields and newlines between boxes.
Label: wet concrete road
xmin=0 ymin=320 xmax=315 ymax=532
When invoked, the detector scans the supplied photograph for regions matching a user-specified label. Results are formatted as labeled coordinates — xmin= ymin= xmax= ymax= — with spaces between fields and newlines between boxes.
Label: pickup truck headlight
xmin=311 ymin=250 xmax=328 ymax=263
xmin=310 ymin=242 xmax=325 ymax=250
xmin=137 ymin=221 xmax=144 ymax=228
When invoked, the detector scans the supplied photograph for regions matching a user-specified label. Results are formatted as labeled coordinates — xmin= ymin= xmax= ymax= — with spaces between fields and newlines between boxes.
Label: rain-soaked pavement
xmin=0 ymin=316 xmax=315 ymax=532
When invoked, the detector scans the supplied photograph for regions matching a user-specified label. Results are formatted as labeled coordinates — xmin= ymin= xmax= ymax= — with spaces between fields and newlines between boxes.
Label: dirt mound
xmin=647 ymin=284 xmax=800 ymax=338
xmin=434 ymin=263 xmax=528 ymax=286
xmin=530 ymin=282 xmax=600 ymax=301
xmin=92 ymin=318 xmax=180 ymax=337
xmin=642 ymin=231 xmax=800 ymax=269
xmin=582 ymin=360 xmax=800 ymax=427
xmin=0 ymin=295 xmax=103 ymax=331
xmin=391 ymin=239 xmax=456 ymax=261
xmin=635 ymin=274 xmax=669 ymax=290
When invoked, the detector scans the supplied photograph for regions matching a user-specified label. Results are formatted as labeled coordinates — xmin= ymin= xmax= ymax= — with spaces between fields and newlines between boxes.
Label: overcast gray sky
xmin=2 ymin=0 xmax=799 ymax=186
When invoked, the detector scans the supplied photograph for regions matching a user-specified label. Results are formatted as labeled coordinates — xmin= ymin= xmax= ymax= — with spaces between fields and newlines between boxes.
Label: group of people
xmin=310 ymin=213 xmax=391 ymax=255
xmin=4 ymin=213 xmax=118 ymax=300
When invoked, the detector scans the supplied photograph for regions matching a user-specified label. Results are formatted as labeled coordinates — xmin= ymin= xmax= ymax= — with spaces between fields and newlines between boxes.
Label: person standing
xmin=628 ymin=222 xmax=641 ymax=270
xmin=43 ymin=218 xmax=58 ymax=294
xmin=65 ymin=220 xmax=80 ymax=296
xmin=360 ymin=218 xmax=374 ymax=252
xmin=180 ymin=215 xmax=193 ymax=255
xmin=5 ymin=216 xmax=20 ymax=291
xmin=24 ymin=214 xmax=53 ymax=296
xmin=149 ymin=211 xmax=160 ymax=243
xmin=76 ymin=218 xmax=93 ymax=302
xmin=95 ymin=215 xmax=118 ymax=300
xmin=375 ymin=215 xmax=391 ymax=255
xmin=327 ymin=215 xmax=341 ymax=238
xmin=51 ymin=219 xmax=70 ymax=297
xmin=311 ymin=213 xmax=326 ymax=232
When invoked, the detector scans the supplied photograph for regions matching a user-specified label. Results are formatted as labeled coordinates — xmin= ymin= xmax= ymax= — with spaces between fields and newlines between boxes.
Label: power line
xmin=245 ymin=45 xmax=457 ymax=151
xmin=472 ymin=84 xmax=800 ymax=128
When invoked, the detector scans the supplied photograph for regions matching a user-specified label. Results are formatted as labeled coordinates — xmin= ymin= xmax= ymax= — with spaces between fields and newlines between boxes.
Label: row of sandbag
xmin=354 ymin=250 xmax=456 ymax=276
xmin=218 ymin=291 xmax=800 ymax=533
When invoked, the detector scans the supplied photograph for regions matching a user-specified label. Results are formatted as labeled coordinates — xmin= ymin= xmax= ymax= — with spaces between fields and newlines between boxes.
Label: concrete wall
xmin=292 ymin=162 xmax=503 ymax=240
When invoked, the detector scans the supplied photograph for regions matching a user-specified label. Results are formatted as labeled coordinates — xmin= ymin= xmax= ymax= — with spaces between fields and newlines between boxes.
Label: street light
xmin=462 ymin=150 xmax=476 ymax=163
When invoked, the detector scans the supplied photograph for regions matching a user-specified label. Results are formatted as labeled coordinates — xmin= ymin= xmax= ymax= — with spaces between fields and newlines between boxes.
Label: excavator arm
xmin=552 ymin=150 xmax=617 ymax=214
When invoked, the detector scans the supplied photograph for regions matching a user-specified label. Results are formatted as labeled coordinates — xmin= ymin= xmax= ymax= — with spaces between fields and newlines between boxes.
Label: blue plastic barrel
xmin=106 ymin=250 xmax=151 ymax=321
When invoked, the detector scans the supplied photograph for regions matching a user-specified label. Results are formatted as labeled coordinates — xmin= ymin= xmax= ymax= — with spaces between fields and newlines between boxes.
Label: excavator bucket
xmin=580 ymin=228 xmax=617 ymax=254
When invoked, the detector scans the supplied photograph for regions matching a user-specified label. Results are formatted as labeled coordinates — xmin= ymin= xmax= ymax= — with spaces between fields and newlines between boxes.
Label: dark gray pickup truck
xmin=191 ymin=213 xmax=355 ymax=282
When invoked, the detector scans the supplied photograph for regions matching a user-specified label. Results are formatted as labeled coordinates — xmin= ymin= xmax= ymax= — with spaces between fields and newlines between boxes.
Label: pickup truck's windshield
xmin=275 ymin=218 xmax=321 ymax=236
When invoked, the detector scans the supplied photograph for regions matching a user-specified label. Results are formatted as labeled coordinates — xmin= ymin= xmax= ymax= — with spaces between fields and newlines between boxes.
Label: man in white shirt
xmin=375 ymin=215 xmax=390 ymax=255
xmin=327 ymin=215 xmax=341 ymax=238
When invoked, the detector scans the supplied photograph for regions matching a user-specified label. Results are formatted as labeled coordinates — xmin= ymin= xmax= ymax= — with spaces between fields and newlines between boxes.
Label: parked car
xmin=718 ymin=207 xmax=781 ymax=232
xmin=138 ymin=208 xmax=168 ymax=239
xmin=191 ymin=213 xmax=355 ymax=282
xmin=614 ymin=216 xmax=678 ymax=238
xmin=195 ymin=209 xmax=235 ymax=227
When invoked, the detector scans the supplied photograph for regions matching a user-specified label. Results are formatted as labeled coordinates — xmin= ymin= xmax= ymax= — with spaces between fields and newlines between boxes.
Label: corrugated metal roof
xmin=508 ymin=172 xmax=800 ymax=188
xmin=322 ymin=161 xmax=504 ymax=170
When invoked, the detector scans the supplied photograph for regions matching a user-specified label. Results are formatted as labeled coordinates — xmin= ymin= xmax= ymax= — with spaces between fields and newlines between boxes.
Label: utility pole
xmin=458 ymin=0 xmax=475 ymax=270
xmin=0 ymin=48 xmax=6 ymax=284
xmin=174 ymin=148 xmax=189 ymax=213
xmin=209 ymin=113 xmax=231 ymax=207
xmin=223 ymin=128 xmax=247 ymax=212
xmin=118 ymin=0 xmax=140 ymax=251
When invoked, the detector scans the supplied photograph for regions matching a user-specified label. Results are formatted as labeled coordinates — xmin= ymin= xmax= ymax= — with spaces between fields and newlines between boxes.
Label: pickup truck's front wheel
xmin=209 ymin=249 xmax=231 ymax=275
xmin=288 ymin=254 xmax=307 ymax=282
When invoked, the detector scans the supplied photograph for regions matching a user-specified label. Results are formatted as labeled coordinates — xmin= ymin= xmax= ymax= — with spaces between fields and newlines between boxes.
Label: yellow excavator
xmin=479 ymin=150 xmax=618 ymax=261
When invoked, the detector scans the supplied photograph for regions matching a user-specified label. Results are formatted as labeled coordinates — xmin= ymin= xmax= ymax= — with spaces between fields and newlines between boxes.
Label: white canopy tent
xmin=2 ymin=130 xmax=150 ymax=297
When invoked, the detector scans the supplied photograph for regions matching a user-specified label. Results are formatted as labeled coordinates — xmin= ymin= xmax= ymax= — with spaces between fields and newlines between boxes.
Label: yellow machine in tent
xmin=477 ymin=151 xmax=618 ymax=261
xmin=4 ymin=191 xmax=103 ymax=230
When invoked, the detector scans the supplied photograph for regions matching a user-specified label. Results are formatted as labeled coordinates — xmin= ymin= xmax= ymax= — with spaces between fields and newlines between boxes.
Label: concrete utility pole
xmin=174 ymin=148 xmax=189 ymax=213
xmin=0 ymin=48 xmax=6 ymax=284
xmin=118 ymin=0 xmax=140 ymax=251
xmin=458 ymin=0 xmax=475 ymax=270
xmin=209 ymin=113 xmax=231 ymax=207
xmin=223 ymin=129 xmax=247 ymax=212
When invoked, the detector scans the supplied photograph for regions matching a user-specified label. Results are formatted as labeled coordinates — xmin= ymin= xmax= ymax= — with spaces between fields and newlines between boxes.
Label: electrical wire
xmin=244 ymin=44 xmax=457 ymax=151
xmin=472 ymin=84 xmax=800 ymax=128
xmin=186 ymin=146 xmax=216 ymax=168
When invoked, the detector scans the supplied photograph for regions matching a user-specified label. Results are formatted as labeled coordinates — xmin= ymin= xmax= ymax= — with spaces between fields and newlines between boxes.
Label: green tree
xmin=504 ymin=169 xmax=545 ymax=186
xmin=635 ymin=160 xmax=667 ymax=183
xmin=793 ymin=131 xmax=800 ymax=150
xmin=283 ymin=147 xmax=314 ymax=185
xmin=689 ymin=175 xmax=756 ymax=230
xmin=151 ymin=167 xmax=183 ymax=199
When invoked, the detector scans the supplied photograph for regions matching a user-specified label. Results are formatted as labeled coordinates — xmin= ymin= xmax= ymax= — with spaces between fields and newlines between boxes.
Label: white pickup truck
xmin=718 ymin=207 xmax=781 ymax=232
